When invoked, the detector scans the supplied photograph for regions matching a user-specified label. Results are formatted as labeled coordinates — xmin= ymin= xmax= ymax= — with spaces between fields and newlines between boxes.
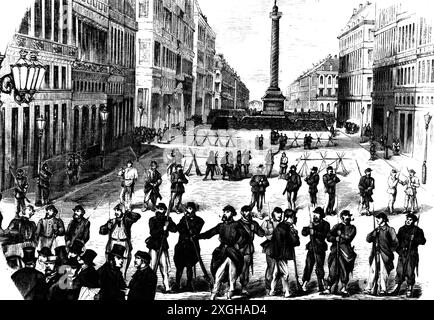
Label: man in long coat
xmin=358 ymin=168 xmax=375 ymax=215
xmin=249 ymin=165 xmax=269 ymax=213
xmin=364 ymin=212 xmax=398 ymax=296
xmin=97 ymin=244 xmax=127 ymax=301
xmin=168 ymin=164 xmax=189 ymax=213
xmin=305 ymin=167 xmax=320 ymax=207
xmin=323 ymin=210 xmax=357 ymax=297
xmin=390 ymin=213 xmax=426 ymax=297
xmin=65 ymin=205 xmax=90 ymax=251
xmin=323 ymin=166 xmax=341 ymax=215
xmin=284 ymin=165 xmax=302 ymax=210
xmin=13 ymin=168 xmax=29 ymax=216
xmin=143 ymin=160 xmax=162 ymax=211
xmin=37 ymin=163 xmax=52 ymax=206
xmin=197 ymin=205 xmax=245 ymax=300
xmin=173 ymin=202 xmax=204 ymax=292
xmin=75 ymin=249 xmax=100 ymax=300
xmin=35 ymin=205 xmax=65 ymax=251
xmin=128 ymin=251 xmax=158 ymax=301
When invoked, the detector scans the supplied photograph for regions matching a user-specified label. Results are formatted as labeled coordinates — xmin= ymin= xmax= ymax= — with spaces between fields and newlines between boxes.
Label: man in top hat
xmin=305 ymin=167 xmax=320 ymax=207
xmin=237 ymin=205 xmax=265 ymax=296
xmin=284 ymin=165 xmax=302 ymax=211
xmin=13 ymin=168 xmax=29 ymax=216
xmin=168 ymin=164 xmax=189 ymax=213
xmin=173 ymin=202 xmax=205 ymax=292
xmin=400 ymin=169 xmax=420 ymax=213
xmin=128 ymin=251 xmax=157 ymax=301
xmin=36 ymin=247 xmax=53 ymax=274
xmin=387 ymin=169 xmax=400 ymax=214
xmin=358 ymin=168 xmax=375 ymax=215
xmin=260 ymin=207 xmax=283 ymax=293
xmin=146 ymin=203 xmax=177 ymax=293
xmin=197 ymin=205 xmax=245 ymax=300
xmin=323 ymin=210 xmax=357 ymax=297
xmin=67 ymin=240 xmax=84 ymax=265
xmin=11 ymin=246 xmax=47 ymax=300
xmin=99 ymin=203 xmax=141 ymax=278
xmin=75 ymin=249 xmax=100 ymax=300
xmin=301 ymin=207 xmax=330 ymax=293
xmin=118 ymin=160 xmax=139 ymax=211
xmin=35 ymin=205 xmax=65 ymax=251
xmin=390 ymin=213 xmax=426 ymax=298
xmin=97 ymin=244 xmax=127 ymax=300
xmin=323 ymin=166 xmax=341 ymax=215
xmin=143 ymin=160 xmax=163 ymax=211
xmin=364 ymin=212 xmax=398 ymax=296
xmin=269 ymin=209 xmax=300 ymax=298
xmin=37 ymin=162 xmax=52 ymax=206
xmin=65 ymin=205 xmax=90 ymax=251
xmin=249 ymin=164 xmax=269 ymax=214
xmin=43 ymin=253 xmax=61 ymax=300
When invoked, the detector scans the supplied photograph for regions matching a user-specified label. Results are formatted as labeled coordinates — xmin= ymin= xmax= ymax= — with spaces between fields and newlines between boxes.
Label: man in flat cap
xmin=323 ymin=166 xmax=341 ymax=215
xmin=35 ymin=205 xmax=65 ymax=251
xmin=128 ymin=251 xmax=157 ymax=301
xmin=143 ymin=160 xmax=163 ymax=211
xmin=358 ymin=168 xmax=375 ymax=215
xmin=97 ymin=244 xmax=127 ymax=300
xmin=249 ymin=164 xmax=269 ymax=214
xmin=391 ymin=213 xmax=426 ymax=298
xmin=400 ymin=169 xmax=420 ymax=214
xmin=168 ymin=164 xmax=189 ymax=213
xmin=305 ymin=167 xmax=320 ymax=207
xmin=65 ymin=205 xmax=90 ymax=251
xmin=387 ymin=169 xmax=400 ymax=214
xmin=284 ymin=165 xmax=302 ymax=211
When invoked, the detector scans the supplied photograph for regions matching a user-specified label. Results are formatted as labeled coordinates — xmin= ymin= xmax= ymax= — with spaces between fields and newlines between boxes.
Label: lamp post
xmin=35 ymin=115 xmax=46 ymax=206
xmin=385 ymin=110 xmax=391 ymax=159
xmin=167 ymin=104 xmax=171 ymax=128
xmin=422 ymin=112 xmax=432 ymax=184
xmin=100 ymin=106 xmax=109 ymax=171
xmin=361 ymin=106 xmax=365 ymax=138
xmin=138 ymin=103 xmax=144 ymax=128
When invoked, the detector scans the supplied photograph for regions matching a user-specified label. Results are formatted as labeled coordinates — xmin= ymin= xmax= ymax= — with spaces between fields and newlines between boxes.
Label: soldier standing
xmin=279 ymin=152 xmax=288 ymax=179
xmin=143 ymin=161 xmax=162 ymax=211
xmin=203 ymin=151 xmax=216 ymax=181
xmin=323 ymin=210 xmax=357 ymax=297
xmin=323 ymin=166 xmax=341 ymax=215
xmin=390 ymin=214 xmax=426 ymax=297
xmin=118 ymin=160 xmax=139 ymax=211
xmin=37 ymin=163 xmax=52 ymax=206
xmin=301 ymin=207 xmax=330 ymax=293
xmin=387 ymin=169 xmax=399 ymax=214
xmin=249 ymin=165 xmax=269 ymax=214
xmin=97 ymin=244 xmax=127 ymax=301
xmin=128 ymin=251 xmax=157 ymax=301
xmin=220 ymin=151 xmax=230 ymax=180
xmin=369 ymin=142 xmax=376 ymax=160
xmin=358 ymin=168 xmax=375 ymax=215
xmin=305 ymin=167 xmax=320 ymax=207
xmin=168 ymin=164 xmax=189 ymax=213
xmin=242 ymin=150 xmax=252 ymax=176
xmin=259 ymin=134 xmax=264 ymax=150
xmin=284 ymin=165 xmax=302 ymax=211
xmin=146 ymin=203 xmax=177 ymax=293
xmin=364 ymin=212 xmax=398 ymax=296
xmin=269 ymin=209 xmax=300 ymax=298
xmin=65 ymin=205 xmax=90 ymax=251
xmin=400 ymin=169 xmax=420 ymax=213
xmin=265 ymin=149 xmax=279 ymax=178
xmin=173 ymin=202 xmax=204 ymax=292
xmin=237 ymin=205 xmax=265 ymax=295
xmin=197 ymin=205 xmax=245 ymax=300
xmin=13 ymin=169 xmax=29 ymax=216
xmin=260 ymin=207 xmax=283 ymax=293
xmin=35 ymin=205 xmax=65 ymax=251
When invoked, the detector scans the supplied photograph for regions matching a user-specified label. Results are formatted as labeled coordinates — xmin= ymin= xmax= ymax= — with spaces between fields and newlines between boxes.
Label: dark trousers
xmin=309 ymin=192 xmax=317 ymax=206
xmin=39 ymin=186 xmax=50 ymax=204
xmin=395 ymin=254 xmax=417 ymax=286
xmin=176 ymin=266 xmax=194 ymax=288
xmin=239 ymin=255 xmax=252 ymax=288
xmin=204 ymin=164 xmax=215 ymax=179
xmin=302 ymin=250 xmax=326 ymax=282
xmin=169 ymin=192 xmax=183 ymax=212
xmin=326 ymin=192 xmax=336 ymax=215
xmin=15 ymin=197 xmax=26 ymax=215
xmin=250 ymin=192 xmax=265 ymax=212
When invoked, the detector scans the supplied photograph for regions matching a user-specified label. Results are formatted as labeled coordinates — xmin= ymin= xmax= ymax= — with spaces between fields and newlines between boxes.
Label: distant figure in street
xmin=400 ymin=169 xmax=420 ymax=213
xmin=35 ymin=205 xmax=65 ymax=251
xmin=143 ymin=161 xmax=162 ymax=211
xmin=249 ymin=165 xmax=269 ymax=214
xmin=305 ymin=167 xmax=320 ymax=207
xmin=303 ymin=134 xmax=308 ymax=149
xmin=259 ymin=134 xmax=264 ymax=150
xmin=364 ymin=212 xmax=398 ymax=296
xmin=128 ymin=251 xmax=157 ymax=301
xmin=387 ymin=169 xmax=399 ymax=214
xmin=323 ymin=210 xmax=357 ymax=297
xmin=390 ymin=213 xmax=426 ymax=298
xmin=242 ymin=150 xmax=252 ymax=176
xmin=284 ymin=165 xmax=302 ymax=211
xmin=279 ymin=152 xmax=288 ymax=179
xmin=369 ymin=142 xmax=376 ymax=160
xmin=13 ymin=169 xmax=29 ymax=216
xmin=220 ymin=151 xmax=231 ymax=180
xmin=97 ymin=244 xmax=127 ymax=301
xmin=203 ymin=151 xmax=216 ymax=181
xmin=37 ymin=163 xmax=52 ymax=206
xmin=307 ymin=134 xmax=313 ymax=149
xmin=118 ymin=160 xmax=138 ymax=211
xmin=168 ymin=164 xmax=189 ymax=213
xmin=65 ymin=205 xmax=90 ymax=251
xmin=265 ymin=149 xmax=279 ymax=178
xmin=322 ymin=166 xmax=341 ymax=215
xmin=358 ymin=168 xmax=375 ymax=215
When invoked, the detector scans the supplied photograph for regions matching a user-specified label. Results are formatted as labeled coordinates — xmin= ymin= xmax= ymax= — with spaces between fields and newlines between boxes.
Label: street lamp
xmin=361 ymin=106 xmax=365 ymax=138
xmin=167 ymin=104 xmax=172 ymax=128
xmin=99 ymin=106 xmax=109 ymax=171
xmin=0 ymin=50 xmax=46 ymax=105
xmin=138 ymin=103 xmax=145 ymax=128
xmin=385 ymin=110 xmax=391 ymax=159
xmin=35 ymin=115 xmax=46 ymax=206
xmin=422 ymin=112 xmax=432 ymax=184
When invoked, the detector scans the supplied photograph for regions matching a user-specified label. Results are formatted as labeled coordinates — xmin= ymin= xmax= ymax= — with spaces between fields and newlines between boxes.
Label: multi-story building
xmin=286 ymin=54 xmax=339 ymax=113
xmin=135 ymin=0 xmax=195 ymax=129
xmin=191 ymin=1 xmax=216 ymax=122
xmin=372 ymin=2 xmax=433 ymax=162
xmin=337 ymin=1 xmax=375 ymax=126
xmin=0 ymin=0 xmax=137 ymax=191
xmin=213 ymin=53 xmax=249 ymax=110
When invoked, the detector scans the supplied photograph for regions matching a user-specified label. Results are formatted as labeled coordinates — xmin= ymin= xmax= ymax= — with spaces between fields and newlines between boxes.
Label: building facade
xmin=135 ymin=0 xmax=195 ymax=129
xmin=337 ymin=1 xmax=374 ymax=126
xmin=0 ymin=0 xmax=137 ymax=192
xmin=372 ymin=1 xmax=434 ymax=163
xmin=212 ymin=53 xmax=249 ymax=110
xmin=286 ymin=54 xmax=339 ymax=113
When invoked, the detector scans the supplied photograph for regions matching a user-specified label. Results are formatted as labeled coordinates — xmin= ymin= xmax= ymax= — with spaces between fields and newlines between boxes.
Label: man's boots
xmin=389 ymin=282 xmax=401 ymax=296
xmin=406 ymin=285 xmax=414 ymax=298
xmin=318 ymin=279 xmax=325 ymax=292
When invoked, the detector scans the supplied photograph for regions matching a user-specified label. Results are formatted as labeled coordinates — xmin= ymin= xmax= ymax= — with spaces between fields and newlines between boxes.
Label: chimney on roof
xmin=353 ymin=8 xmax=357 ymax=14
xmin=359 ymin=3 xmax=363 ymax=10
xmin=334 ymin=55 xmax=337 ymax=59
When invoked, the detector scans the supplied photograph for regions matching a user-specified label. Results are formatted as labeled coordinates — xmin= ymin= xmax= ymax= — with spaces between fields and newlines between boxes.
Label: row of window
xmin=318 ymin=74 xmax=338 ymax=88
xmin=417 ymin=59 xmax=434 ymax=84
xmin=394 ymin=95 xmax=434 ymax=106
xmin=73 ymin=80 xmax=105 ymax=93
xmin=373 ymin=68 xmax=393 ymax=91
xmin=339 ymin=75 xmax=372 ymax=96
xmin=397 ymin=23 xmax=416 ymax=53
xmin=154 ymin=41 xmax=177 ymax=70
xmin=340 ymin=29 xmax=364 ymax=51
xmin=340 ymin=49 xmax=372 ymax=73
xmin=110 ymin=25 xmax=135 ymax=68
xmin=43 ymin=65 xmax=68 ymax=90
xmin=375 ymin=27 xmax=395 ymax=60
xmin=75 ymin=18 xmax=108 ymax=65
xmin=397 ymin=65 xmax=415 ymax=86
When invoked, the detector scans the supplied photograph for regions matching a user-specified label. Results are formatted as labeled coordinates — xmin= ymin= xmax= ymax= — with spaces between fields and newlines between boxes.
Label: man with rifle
xmin=237 ymin=205 xmax=265 ymax=296
xmin=142 ymin=160 xmax=162 ymax=211
xmin=284 ymin=165 xmax=302 ymax=211
xmin=358 ymin=168 xmax=375 ymax=216
xmin=173 ymin=202 xmax=205 ymax=292
xmin=35 ymin=205 xmax=65 ymax=251
xmin=323 ymin=210 xmax=357 ymax=297
xmin=301 ymin=207 xmax=330 ymax=293
xmin=364 ymin=212 xmax=398 ymax=296
xmin=145 ymin=203 xmax=177 ymax=293
xmin=323 ymin=166 xmax=340 ymax=215
xmin=305 ymin=167 xmax=320 ymax=207
xmin=11 ymin=167 xmax=29 ymax=217
xmin=168 ymin=164 xmax=189 ymax=213
xmin=390 ymin=213 xmax=426 ymax=298
xmin=65 ymin=205 xmax=90 ymax=252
